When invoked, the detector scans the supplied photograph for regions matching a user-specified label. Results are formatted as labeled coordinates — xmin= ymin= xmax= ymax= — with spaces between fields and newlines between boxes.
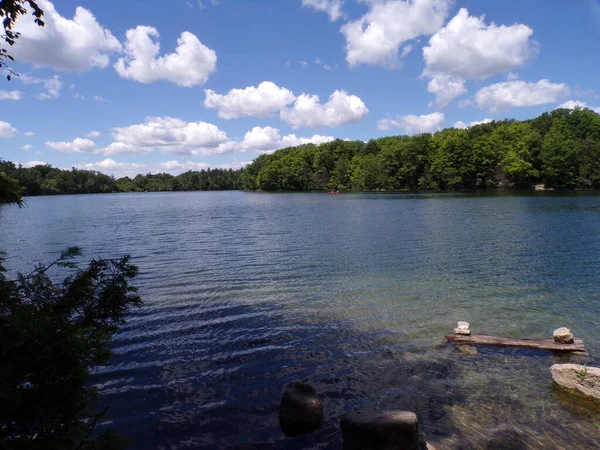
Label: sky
xmin=0 ymin=0 xmax=599 ymax=177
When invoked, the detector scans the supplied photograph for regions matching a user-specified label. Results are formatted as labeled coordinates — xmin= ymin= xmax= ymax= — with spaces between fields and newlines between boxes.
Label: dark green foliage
xmin=242 ymin=108 xmax=600 ymax=191
xmin=0 ymin=247 xmax=141 ymax=449
xmin=0 ymin=159 xmax=242 ymax=197
xmin=0 ymin=170 xmax=22 ymax=205
xmin=1 ymin=0 xmax=45 ymax=79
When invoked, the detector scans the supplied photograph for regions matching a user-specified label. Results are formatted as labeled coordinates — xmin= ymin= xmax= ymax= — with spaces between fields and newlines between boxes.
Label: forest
xmin=2 ymin=107 xmax=600 ymax=199
xmin=241 ymin=107 xmax=600 ymax=191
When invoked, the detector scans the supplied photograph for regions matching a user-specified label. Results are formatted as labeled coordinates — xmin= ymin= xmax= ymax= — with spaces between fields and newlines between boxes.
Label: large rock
xmin=550 ymin=364 xmax=600 ymax=401
xmin=279 ymin=381 xmax=323 ymax=437
xmin=341 ymin=410 xmax=420 ymax=450
xmin=553 ymin=327 xmax=574 ymax=344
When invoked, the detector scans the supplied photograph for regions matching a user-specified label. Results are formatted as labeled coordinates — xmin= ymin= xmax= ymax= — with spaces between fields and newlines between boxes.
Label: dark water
xmin=2 ymin=191 xmax=600 ymax=449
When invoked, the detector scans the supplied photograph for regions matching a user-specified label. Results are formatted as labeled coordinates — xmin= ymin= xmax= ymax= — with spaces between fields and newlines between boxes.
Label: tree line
xmin=241 ymin=107 xmax=600 ymax=191
xmin=2 ymin=108 xmax=600 ymax=199
xmin=0 ymin=160 xmax=242 ymax=198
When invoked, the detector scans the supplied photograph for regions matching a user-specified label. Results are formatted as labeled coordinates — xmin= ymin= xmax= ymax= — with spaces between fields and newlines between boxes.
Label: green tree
xmin=0 ymin=247 xmax=141 ymax=449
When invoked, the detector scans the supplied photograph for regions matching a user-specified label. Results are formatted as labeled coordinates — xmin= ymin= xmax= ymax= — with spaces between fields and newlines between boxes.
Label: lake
xmin=1 ymin=191 xmax=600 ymax=449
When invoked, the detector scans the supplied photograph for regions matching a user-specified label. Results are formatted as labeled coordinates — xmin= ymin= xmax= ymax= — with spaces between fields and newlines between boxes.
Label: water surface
xmin=2 ymin=191 xmax=600 ymax=449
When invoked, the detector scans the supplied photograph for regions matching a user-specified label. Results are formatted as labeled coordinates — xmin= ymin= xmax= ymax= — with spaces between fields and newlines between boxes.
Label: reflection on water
xmin=1 ymin=191 xmax=600 ymax=449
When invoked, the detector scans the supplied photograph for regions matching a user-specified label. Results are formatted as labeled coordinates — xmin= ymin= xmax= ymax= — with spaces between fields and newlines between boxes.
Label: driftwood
xmin=445 ymin=333 xmax=587 ymax=354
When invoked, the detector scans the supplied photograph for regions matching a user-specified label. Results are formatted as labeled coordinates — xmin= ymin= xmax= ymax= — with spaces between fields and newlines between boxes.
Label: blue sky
xmin=0 ymin=0 xmax=599 ymax=177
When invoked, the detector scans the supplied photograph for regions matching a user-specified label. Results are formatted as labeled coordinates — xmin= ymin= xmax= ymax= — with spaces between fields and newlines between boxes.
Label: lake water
xmin=2 ymin=191 xmax=600 ymax=449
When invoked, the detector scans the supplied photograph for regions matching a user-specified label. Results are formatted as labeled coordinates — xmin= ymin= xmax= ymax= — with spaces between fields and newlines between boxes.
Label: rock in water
xmin=453 ymin=328 xmax=471 ymax=335
xmin=457 ymin=321 xmax=470 ymax=330
xmin=550 ymin=364 xmax=600 ymax=401
xmin=341 ymin=410 xmax=420 ymax=450
xmin=279 ymin=382 xmax=323 ymax=437
xmin=553 ymin=327 xmax=574 ymax=344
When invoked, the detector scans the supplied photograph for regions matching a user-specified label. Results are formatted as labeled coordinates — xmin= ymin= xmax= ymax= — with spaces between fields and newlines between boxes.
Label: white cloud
xmin=93 ymin=95 xmax=106 ymax=102
xmin=453 ymin=118 xmax=492 ymax=129
xmin=378 ymin=112 xmax=444 ymax=134
xmin=280 ymin=90 xmax=368 ymax=128
xmin=0 ymin=121 xmax=18 ymax=138
xmin=46 ymin=137 xmax=96 ymax=153
xmin=0 ymin=91 xmax=23 ymax=100
xmin=12 ymin=0 xmax=121 ymax=71
xmin=341 ymin=0 xmax=451 ymax=68
xmin=23 ymin=160 xmax=47 ymax=167
xmin=86 ymin=131 xmax=101 ymax=138
xmin=102 ymin=117 xmax=230 ymax=156
xmin=115 ymin=26 xmax=217 ymax=87
xmin=24 ymin=131 xmax=35 ymax=136
xmin=302 ymin=0 xmax=344 ymax=21
xmin=204 ymin=81 xmax=296 ymax=119
xmin=74 ymin=158 xmax=248 ymax=178
xmin=20 ymin=74 xmax=63 ymax=99
xmin=558 ymin=100 xmax=600 ymax=114
xmin=241 ymin=126 xmax=335 ymax=153
xmin=21 ymin=144 xmax=33 ymax=151
xmin=426 ymin=74 xmax=467 ymax=107
xmin=423 ymin=8 xmax=536 ymax=106
xmin=300 ymin=60 xmax=308 ymax=68
xmin=475 ymin=79 xmax=570 ymax=112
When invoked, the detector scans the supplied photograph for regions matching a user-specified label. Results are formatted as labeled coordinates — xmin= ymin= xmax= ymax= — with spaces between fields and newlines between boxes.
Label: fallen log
xmin=445 ymin=333 xmax=587 ymax=354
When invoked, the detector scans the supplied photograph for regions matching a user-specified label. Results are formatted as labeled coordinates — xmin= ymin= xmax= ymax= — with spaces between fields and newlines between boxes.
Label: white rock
xmin=454 ymin=328 xmax=471 ymax=335
xmin=550 ymin=364 xmax=600 ymax=401
xmin=553 ymin=327 xmax=574 ymax=344
xmin=457 ymin=321 xmax=470 ymax=330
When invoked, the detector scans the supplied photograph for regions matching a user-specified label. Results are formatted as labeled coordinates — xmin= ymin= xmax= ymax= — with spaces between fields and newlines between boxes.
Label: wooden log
xmin=445 ymin=333 xmax=586 ymax=354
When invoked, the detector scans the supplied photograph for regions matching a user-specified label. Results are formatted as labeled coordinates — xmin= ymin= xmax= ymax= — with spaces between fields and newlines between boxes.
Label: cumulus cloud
xmin=475 ymin=79 xmax=570 ymax=112
xmin=74 ymin=158 xmax=249 ymax=178
xmin=378 ymin=112 xmax=444 ymax=134
xmin=21 ymin=144 xmax=33 ymax=151
xmin=11 ymin=0 xmax=121 ymax=71
xmin=423 ymin=8 xmax=536 ymax=106
xmin=426 ymin=74 xmax=467 ymax=108
xmin=45 ymin=137 xmax=96 ymax=153
xmin=204 ymin=81 xmax=296 ymax=119
xmin=115 ymin=26 xmax=217 ymax=87
xmin=558 ymin=100 xmax=600 ymax=114
xmin=0 ymin=91 xmax=23 ymax=101
xmin=20 ymin=74 xmax=63 ymax=99
xmin=241 ymin=126 xmax=335 ymax=153
xmin=86 ymin=131 xmax=101 ymax=138
xmin=107 ymin=117 xmax=229 ymax=155
xmin=302 ymin=0 xmax=344 ymax=21
xmin=24 ymin=131 xmax=35 ymax=136
xmin=341 ymin=0 xmax=451 ymax=68
xmin=23 ymin=160 xmax=47 ymax=167
xmin=0 ymin=121 xmax=18 ymax=138
xmin=280 ymin=90 xmax=368 ymax=128
xmin=453 ymin=118 xmax=493 ymax=129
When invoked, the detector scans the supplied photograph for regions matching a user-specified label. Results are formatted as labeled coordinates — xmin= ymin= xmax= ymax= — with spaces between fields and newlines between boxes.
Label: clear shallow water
xmin=2 ymin=191 xmax=600 ymax=449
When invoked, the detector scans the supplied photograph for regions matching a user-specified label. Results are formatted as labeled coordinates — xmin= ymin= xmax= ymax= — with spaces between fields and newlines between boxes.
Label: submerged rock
xmin=279 ymin=381 xmax=323 ymax=437
xmin=341 ymin=409 xmax=421 ymax=450
xmin=550 ymin=364 xmax=600 ymax=401
xmin=553 ymin=327 xmax=574 ymax=344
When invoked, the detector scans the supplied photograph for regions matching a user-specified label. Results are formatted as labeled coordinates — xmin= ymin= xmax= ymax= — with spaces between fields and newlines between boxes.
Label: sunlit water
xmin=2 ymin=191 xmax=600 ymax=449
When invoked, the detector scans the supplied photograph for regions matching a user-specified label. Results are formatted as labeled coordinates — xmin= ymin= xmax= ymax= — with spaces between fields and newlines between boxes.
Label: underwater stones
xmin=454 ymin=321 xmax=471 ymax=335
xmin=553 ymin=327 xmax=574 ymax=344
xmin=279 ymin=381 xmax=324 ymax=437
xmin=550 ymin=364 xmax=600 ymax=401
xmin=341 ymin=409 xmax=420 ymax=450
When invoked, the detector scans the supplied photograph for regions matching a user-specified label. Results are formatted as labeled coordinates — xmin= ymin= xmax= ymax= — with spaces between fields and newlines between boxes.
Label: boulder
xmin=341 ymin=410 xmax=420 ymax=450
xmin=553 ymin=327 xmax=574 ymax=344
xmin=550 ymin=364 xmax=600 ymax=401
xmin=279 ymin=381 xmax=323 ymax=437
xmin=454 ymin=328 xmax=471 ymax=335
xmin=457 ymin=321 xmax=470 ymax=330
